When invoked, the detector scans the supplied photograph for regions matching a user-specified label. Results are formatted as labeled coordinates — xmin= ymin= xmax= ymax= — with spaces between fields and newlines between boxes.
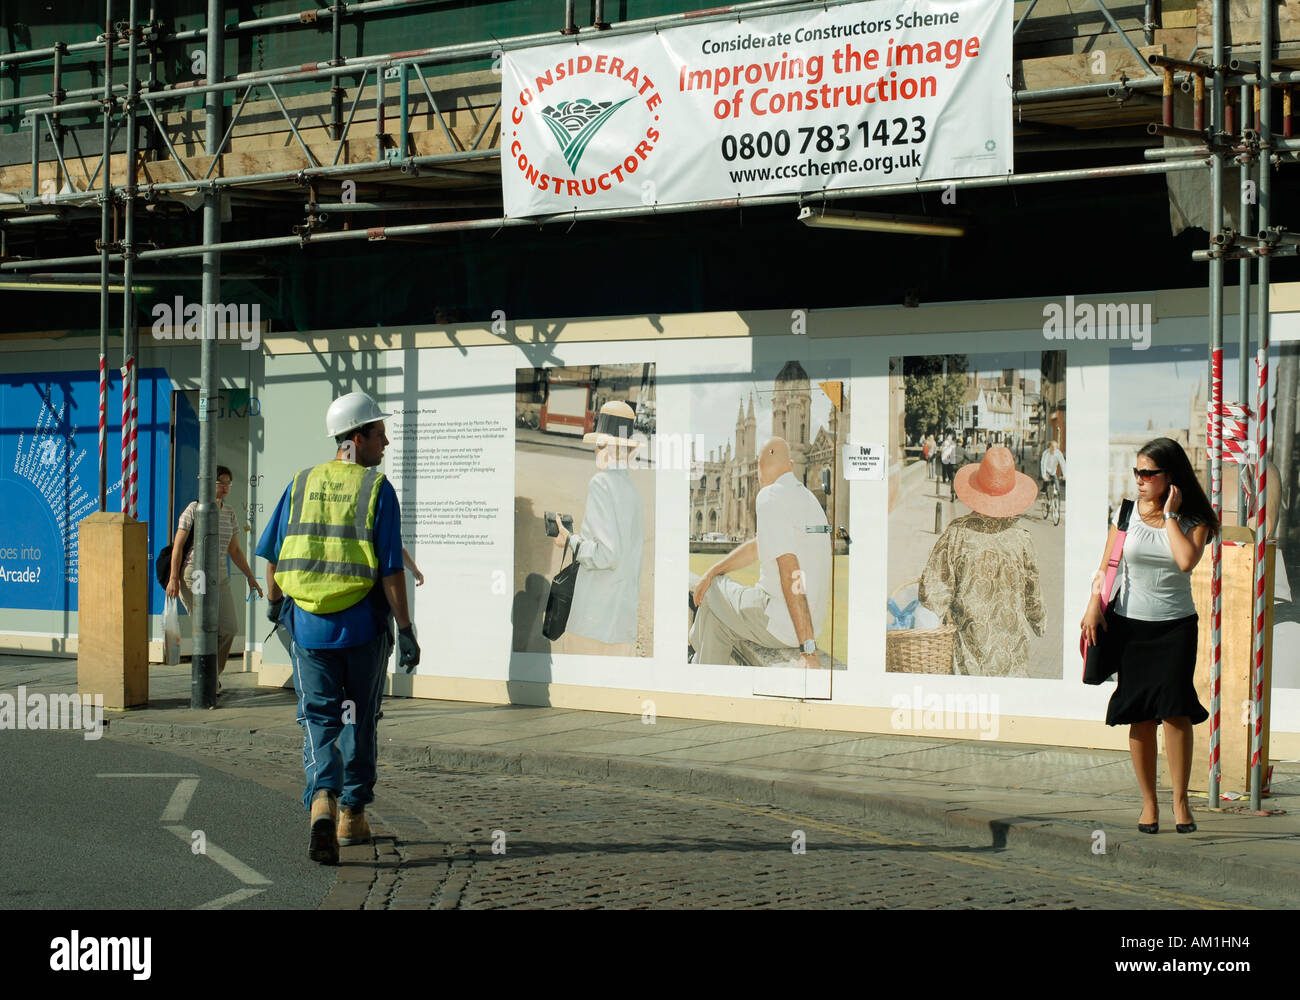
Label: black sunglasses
xmin=1133 ymin=468 xmax=1165 ymax=480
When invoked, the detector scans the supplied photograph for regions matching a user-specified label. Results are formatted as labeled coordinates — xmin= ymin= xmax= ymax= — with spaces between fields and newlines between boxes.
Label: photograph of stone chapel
xmin=687 ymin=359 xmax=850 ymax=668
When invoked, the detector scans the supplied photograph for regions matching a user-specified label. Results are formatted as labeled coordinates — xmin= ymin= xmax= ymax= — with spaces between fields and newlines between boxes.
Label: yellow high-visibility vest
xmin=275 ymin=461 xmax=385 ymax=615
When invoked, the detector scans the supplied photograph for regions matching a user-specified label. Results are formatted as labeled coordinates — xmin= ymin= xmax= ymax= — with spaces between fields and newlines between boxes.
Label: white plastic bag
xmin=162 ymin=596 xmax=181 ymax=666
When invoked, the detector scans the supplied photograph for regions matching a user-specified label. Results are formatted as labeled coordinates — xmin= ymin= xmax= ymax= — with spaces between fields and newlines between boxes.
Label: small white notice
xmin=843 ymin=443 xmax=885 ymax=481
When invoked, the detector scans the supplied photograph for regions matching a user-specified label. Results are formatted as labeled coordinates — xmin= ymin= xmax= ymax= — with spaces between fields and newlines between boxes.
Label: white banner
xmin=502 ymin=0 xmax=1012 ymax=217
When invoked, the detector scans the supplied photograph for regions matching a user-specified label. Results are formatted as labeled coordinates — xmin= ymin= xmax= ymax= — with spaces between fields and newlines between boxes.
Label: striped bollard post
xmin=128 ymin=357 xmax=139 ymax=519
xmin=120 ymin=363 xmax=130 ymax=514
xmin=97 ymin=355 xmax=107 ymax=511
xmin=1250 ymin=348 xmax=1269 ymax=811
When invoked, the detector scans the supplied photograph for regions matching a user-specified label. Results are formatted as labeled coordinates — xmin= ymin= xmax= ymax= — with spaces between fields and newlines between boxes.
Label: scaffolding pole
xmin=20 ymin=0 xmax=1300 ymax=124
xmin=0 ymin=0 xmax=441 ymax=69
xmin=1 ymin=0 xmax=874 ymax=115
xmin=1239 ymin=84 xmax=1254 ymax=526
xmin=0 ymin=158 xmax=1209 ymax=272
xmin=98 ymin=1 xmax=114 ymax=514
xmin=193 ymin=0 xmax=223 ymax=711
xmin=1207 ymin=0 xmax=1226 ymax=807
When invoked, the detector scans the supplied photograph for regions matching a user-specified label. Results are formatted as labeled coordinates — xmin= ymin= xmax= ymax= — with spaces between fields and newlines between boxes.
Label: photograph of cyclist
xmin=1040 ymin=438 xmax=1067 ymax=525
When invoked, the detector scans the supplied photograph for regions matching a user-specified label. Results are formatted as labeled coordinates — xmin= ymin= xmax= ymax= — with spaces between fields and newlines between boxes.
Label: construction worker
xmin=256 ymin=390 xmax=420 ymax=865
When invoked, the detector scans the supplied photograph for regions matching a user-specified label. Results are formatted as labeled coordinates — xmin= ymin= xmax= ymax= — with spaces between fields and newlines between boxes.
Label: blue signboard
xmin=0 ymin=368 xmax=176 ymax=615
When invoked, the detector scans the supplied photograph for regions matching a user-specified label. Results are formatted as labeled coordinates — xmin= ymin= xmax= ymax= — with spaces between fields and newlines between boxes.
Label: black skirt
xmin=1105 ymin=612 xmax=1209 ymax=726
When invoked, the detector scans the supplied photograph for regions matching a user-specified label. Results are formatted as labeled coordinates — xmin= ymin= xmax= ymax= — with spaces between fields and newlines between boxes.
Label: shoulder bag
xmin=155 ymin=531 xmax=195 ymax=589
xmin=542 ymin=538 xmax=581 ymax=641
xmin=1080 ymin=499 xmax=1134 ymax=685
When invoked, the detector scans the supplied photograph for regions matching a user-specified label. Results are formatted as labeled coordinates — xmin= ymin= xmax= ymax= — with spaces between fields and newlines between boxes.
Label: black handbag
xmin=1081 ymin=499 xmax=1134 ymax=685
xmin=154 ymin=532 xmax=194 ymax=589
xmin=541 ymin=539 xmax=581 ymax=641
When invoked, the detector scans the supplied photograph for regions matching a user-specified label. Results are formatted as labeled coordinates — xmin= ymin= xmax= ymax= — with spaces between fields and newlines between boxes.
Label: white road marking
xmin=160 ymin=779 xmax=200 ymax=823
xmin=164 ymin=825 xmax=273 ymax=886
xmin=96 ymin=773 xmax=199 ymax=778
xmin=194 ymin=888 xmax=267 ymax=910
xmin=97 ymin=772 xmax=274 ymax=899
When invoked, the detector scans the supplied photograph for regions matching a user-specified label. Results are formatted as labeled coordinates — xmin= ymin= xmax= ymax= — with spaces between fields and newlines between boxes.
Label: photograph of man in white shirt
xmin=690 ymin=437 xmax=831 ymax=667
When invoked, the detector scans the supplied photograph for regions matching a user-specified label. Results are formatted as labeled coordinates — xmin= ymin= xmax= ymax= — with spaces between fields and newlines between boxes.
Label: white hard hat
xmin=326 ymin=391 xmax=390 ymax=438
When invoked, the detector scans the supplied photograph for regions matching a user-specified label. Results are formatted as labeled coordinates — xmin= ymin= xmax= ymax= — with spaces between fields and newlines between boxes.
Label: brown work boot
xmin=308 ymin=789 xmax=339 ymax=865
xmin=338 ymin=806 xmax=371 ymax=846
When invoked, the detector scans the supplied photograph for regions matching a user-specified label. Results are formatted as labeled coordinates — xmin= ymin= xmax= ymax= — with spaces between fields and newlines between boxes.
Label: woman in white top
xmin=1081 ymin=438 xmax=1218 ymax=835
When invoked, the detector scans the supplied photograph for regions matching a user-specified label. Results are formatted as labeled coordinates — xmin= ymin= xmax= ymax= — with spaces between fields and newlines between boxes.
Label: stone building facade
xmin=690 ymin=361 xmax=850 ymax=550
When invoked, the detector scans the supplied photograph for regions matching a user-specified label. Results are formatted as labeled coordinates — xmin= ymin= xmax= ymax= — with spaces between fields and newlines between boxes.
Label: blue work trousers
xmin=289 ymin=628 xmax=392 ymax=811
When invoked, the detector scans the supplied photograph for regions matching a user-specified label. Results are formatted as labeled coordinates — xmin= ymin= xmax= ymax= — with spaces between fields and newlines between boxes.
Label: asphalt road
xmin=7 ymin=725 xmax=1292 ymax=911
xmin=0 ymin=729 xmax=333 ymax=910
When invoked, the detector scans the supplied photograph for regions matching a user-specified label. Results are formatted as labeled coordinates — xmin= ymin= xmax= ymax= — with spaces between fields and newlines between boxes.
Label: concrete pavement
xmin=4 ymin=654 xmax=1296 ymax=904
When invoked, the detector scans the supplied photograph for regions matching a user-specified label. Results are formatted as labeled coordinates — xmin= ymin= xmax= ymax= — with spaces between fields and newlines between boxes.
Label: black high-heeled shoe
xmin=1176 ymin=821 xmax=1197 ymax=834
xmin=1138 ymin=822 xmax=1159 ymax=834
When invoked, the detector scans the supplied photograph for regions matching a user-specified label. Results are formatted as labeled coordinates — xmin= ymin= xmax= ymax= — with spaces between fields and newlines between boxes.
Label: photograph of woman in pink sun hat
xmin=920 ymin=445 xmax=1046 ymax=677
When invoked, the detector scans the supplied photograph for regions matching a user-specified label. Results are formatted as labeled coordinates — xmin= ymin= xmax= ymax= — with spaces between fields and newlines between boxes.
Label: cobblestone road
xmin=136 ymin=735 xmax=1290 ymax=910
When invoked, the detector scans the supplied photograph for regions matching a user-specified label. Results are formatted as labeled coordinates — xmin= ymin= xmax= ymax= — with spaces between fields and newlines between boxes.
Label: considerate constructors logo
xmin=541 ymin=99 xmax=633 ymax=172
xmin=510 ymin=51 xmax=664 ymax=200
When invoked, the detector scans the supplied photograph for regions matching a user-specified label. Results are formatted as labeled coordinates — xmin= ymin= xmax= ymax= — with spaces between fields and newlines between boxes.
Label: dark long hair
xmin=1137 ymin=437 xmax=1221 ymax=536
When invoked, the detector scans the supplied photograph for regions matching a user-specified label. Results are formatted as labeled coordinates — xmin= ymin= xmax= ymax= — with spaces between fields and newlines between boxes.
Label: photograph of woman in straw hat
xmin=920 ymin=446 xmax=1045 ymax=677
xmin=552 ymin=400 xmax=645 ymax=656
xmin=512 ymin=365 xmax=655 ymax=658
xmin=888 ymin=352 xmax=1065 ymax=678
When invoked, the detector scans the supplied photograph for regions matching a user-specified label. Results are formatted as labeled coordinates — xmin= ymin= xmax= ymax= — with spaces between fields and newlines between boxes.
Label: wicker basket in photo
xmin=886 ymin=624 xmax=957 ymax=673
xmin=885 ymin=580 xmax=956 ymax=674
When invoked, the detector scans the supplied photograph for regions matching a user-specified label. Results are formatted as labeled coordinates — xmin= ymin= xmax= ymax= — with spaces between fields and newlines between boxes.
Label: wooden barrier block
xmin=1165 ymin=526 xmax=1274 ymax=794
xmin=76 ymin=512 xmax=149 ymax=710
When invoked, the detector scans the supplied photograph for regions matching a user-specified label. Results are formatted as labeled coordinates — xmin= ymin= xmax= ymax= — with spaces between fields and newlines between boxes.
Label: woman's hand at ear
xmin=1164 ymin=484 xmax=1182 ymax=517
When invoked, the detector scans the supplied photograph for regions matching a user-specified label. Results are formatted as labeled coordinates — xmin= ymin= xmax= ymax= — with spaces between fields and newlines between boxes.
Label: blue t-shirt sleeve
xmin=255 ymin=484 xmax=293 ymax=563
xmin=375 ymin=479 xmax=404 ymax=576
